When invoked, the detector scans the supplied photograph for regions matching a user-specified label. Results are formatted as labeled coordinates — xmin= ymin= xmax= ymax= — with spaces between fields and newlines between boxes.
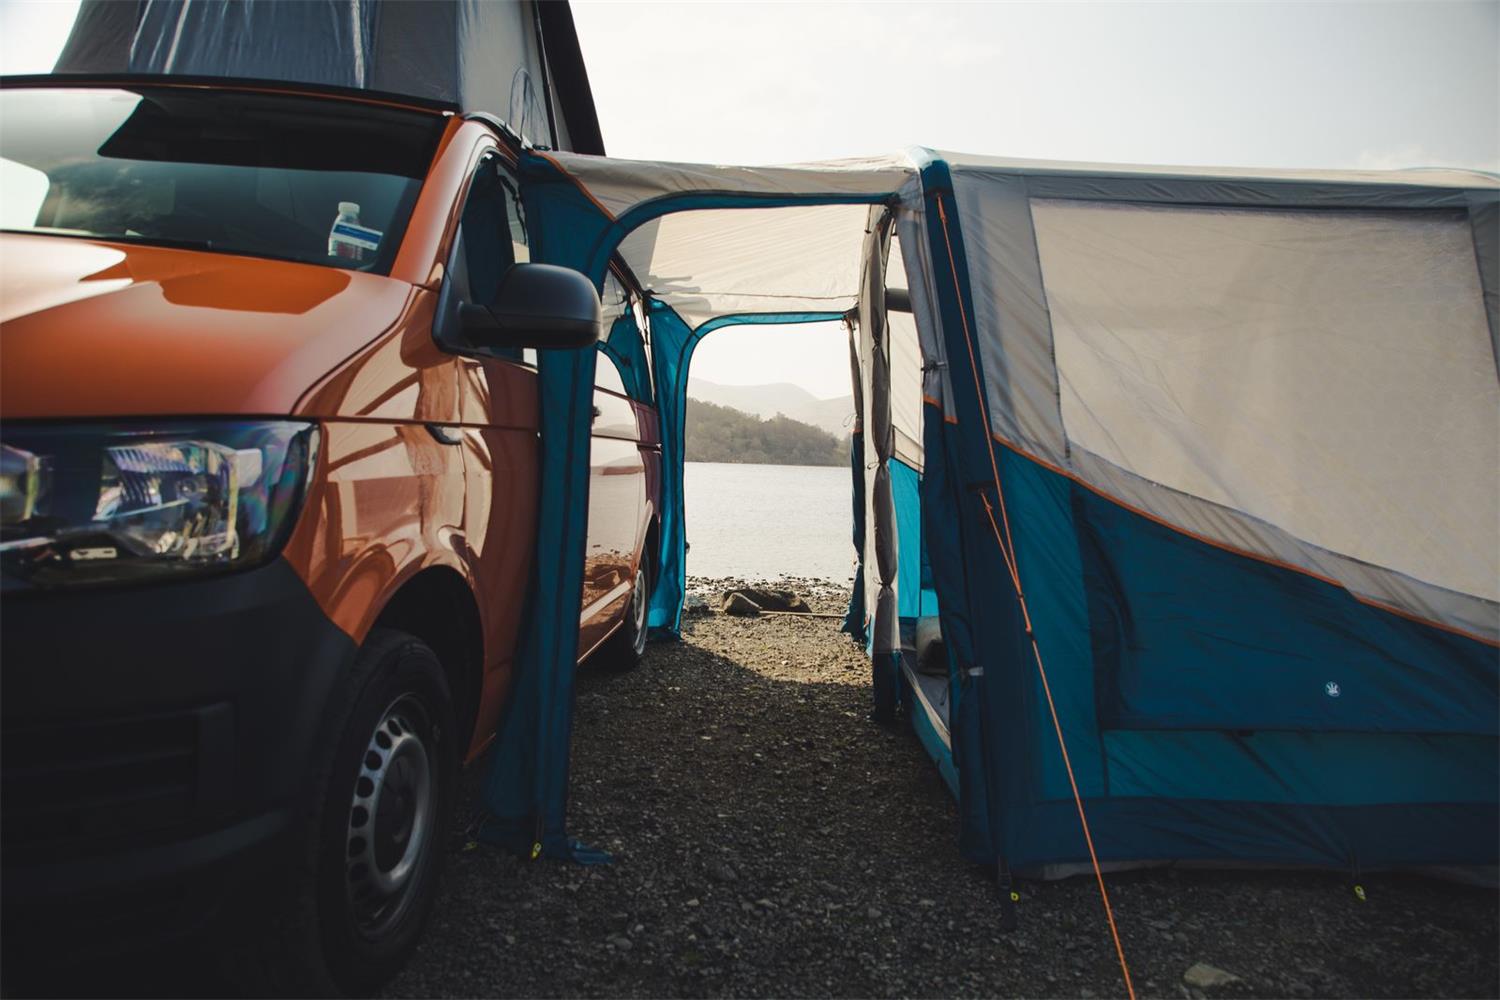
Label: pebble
xmin=1183 ymin=963 xmax=1241 ymax=989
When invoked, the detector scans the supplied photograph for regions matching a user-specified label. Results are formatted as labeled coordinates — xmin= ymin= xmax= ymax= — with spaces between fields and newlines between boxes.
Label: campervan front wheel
xmin=235 ymin=629 xmax=457 ymax=996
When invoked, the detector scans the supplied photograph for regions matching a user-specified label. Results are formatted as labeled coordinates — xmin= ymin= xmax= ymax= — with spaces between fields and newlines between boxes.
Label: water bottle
xmin=328 ymin=201 xmax=365 ymax=262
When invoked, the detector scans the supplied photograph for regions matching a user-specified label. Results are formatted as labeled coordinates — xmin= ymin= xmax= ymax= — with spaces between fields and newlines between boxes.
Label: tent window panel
xmin=1033 ymin=199 xmax=1498 ymax=603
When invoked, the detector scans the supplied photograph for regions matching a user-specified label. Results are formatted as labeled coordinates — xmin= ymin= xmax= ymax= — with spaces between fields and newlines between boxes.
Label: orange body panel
xmin=0 ymin=233 xmax=416 ymax=419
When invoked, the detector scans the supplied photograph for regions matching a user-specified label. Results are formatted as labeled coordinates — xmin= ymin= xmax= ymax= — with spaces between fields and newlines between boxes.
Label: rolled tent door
xmin=860 ymin=208 xmax=901 ymax=719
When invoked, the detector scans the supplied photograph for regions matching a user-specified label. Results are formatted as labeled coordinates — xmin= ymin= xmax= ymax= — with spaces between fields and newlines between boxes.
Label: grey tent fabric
xmin=51 ymin=0 xmax=604 ymax=153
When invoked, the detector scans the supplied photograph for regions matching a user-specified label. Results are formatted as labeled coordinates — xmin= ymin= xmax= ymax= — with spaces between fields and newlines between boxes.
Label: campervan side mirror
xmin=885 ymin=287 xmax=912 ymax=314
xmin=459 ymin=263 xmax=602 ymax=350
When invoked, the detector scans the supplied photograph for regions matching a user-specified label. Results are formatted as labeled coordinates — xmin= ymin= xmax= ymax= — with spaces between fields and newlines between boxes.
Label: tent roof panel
xmin=540 ymin=151 xmax=915 ymax=220
xmin=617 ymin=203 xmax=870 ymax=328
xmin=938 ymin=149 xmax=1500 ymax=190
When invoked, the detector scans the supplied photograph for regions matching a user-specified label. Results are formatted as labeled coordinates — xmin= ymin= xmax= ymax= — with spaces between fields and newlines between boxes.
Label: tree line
xmin=684 ymin=398 xmax=848 ymax=466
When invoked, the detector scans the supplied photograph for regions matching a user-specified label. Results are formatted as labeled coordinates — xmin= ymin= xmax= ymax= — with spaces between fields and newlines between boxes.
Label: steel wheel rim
xmin=630 ymin=567 xmax=649 ymax=656
xmin=345 ymin=694 xmax=435 ymax=938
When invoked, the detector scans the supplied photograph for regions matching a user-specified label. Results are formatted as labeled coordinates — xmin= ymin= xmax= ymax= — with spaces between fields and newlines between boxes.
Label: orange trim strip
xmin=922 ymin=395 xmax=960 ymax=424
xmin=920 ymin=372 xmax=1495 ymax=648
xmin=937 ymin=196 xmax=1137 ymax=1000
xmin=985 ymin=429 xmax=1498 ymax=649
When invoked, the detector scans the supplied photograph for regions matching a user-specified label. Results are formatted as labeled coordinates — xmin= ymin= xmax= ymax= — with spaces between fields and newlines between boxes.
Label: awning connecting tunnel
xmin=483 ymin=148 xmax=1500 ymax=888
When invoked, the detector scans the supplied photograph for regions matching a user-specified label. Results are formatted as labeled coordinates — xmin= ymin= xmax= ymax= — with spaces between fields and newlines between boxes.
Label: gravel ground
xmin=15 ymin=577 xmax=1492 ymax=999
xmin=387 ymin=577 xmax=1499 ymax=1000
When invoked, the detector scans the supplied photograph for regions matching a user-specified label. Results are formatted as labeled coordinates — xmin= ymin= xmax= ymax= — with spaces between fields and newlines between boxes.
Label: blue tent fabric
xmin=910 ymin=156 xmax=1031 ymax=866
xmin=477 ymin=333 xmax=606 ymax=863
xmin=890 ymin=459 xmax=925 ymax=621
xmin=918 ymin=398 xmax=997 ymax=860
xmin=643 ymin=301 xmax=693 ymax=635
xmin=1074 ymin=480 xmax=1497 ymax=736
xmin=479 ymin=152 xmax=614 ymax=862
xmin=601 ymin=311 xmax=654 ymax=405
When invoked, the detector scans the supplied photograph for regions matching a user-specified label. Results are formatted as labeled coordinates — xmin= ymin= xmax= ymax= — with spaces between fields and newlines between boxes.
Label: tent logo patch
xmin=1324 ymin=681 xmax=1341 ymax=698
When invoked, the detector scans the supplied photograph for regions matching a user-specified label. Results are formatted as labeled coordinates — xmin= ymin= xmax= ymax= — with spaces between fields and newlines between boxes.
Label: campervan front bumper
xmin=0 ymin=557 xmax=355 ymax=956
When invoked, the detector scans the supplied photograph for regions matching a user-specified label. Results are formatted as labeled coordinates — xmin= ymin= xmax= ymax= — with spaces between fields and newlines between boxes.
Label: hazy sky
xmin=4 ymin=1 xmax=1496 ymax=399
xmin=572 ymin=1 xmax=1498 ymax=171
xmin=566 ymin=0 xmax=1499 ymax=398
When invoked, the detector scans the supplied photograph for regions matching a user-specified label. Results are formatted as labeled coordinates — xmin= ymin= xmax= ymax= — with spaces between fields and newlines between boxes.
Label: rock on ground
xmin=719 ymin=587 xmax=812 ymax=615
xmin=387 ymin=577 xmax=1500 ymax=999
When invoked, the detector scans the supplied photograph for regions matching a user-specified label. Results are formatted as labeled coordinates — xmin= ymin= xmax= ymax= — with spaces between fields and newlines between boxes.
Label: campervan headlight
xmin=0 ymin=421 xmax=317 ymax=591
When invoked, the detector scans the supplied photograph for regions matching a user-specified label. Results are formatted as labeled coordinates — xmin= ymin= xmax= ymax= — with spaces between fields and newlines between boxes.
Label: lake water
xmin=682 ymin=462 xmax=855 ymax=582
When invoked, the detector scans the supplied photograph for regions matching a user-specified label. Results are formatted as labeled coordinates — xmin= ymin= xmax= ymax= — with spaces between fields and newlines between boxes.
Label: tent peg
xmin=996 ymin=860 xmax=1020 ymax=933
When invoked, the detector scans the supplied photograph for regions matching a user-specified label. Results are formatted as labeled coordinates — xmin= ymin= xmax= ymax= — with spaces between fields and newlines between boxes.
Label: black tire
xmin=232 ymin=628 xmax=457 ymax=997
xmin=597 ymin=558 xmax=651 ymax=672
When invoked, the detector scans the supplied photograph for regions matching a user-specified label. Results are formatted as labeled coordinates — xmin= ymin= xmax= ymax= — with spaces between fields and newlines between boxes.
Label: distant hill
xmin=688 ymin=378 xmax=856 ymax=437
xmin=686 ymin=399 xmax=848 ymax=466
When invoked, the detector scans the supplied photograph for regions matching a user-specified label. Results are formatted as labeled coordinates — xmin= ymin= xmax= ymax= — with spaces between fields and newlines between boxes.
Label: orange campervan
xmin=0 ymin=79 xmax=660 ymax=992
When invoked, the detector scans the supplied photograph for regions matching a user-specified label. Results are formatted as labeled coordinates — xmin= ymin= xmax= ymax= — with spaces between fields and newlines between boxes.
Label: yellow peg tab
xmin=1353 ymin=884 xmax=1366 ymax=902
xmin=1009 ymin=891 xmax=1021 ymax=902
xmin=531 ymin=841 xmax=543 ymax=860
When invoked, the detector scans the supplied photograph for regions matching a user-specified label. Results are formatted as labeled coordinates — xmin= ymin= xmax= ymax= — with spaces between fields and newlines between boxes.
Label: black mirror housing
xmin=460 ymin=263 xmax=602 ymax=350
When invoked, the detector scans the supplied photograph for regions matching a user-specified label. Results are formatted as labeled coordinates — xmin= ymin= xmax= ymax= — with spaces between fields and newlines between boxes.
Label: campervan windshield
xmin=0 ymin=84 xmax=446 ymax=274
